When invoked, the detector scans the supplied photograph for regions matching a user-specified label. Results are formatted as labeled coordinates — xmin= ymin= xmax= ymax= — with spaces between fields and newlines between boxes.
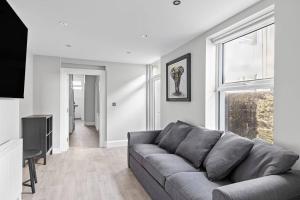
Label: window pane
xmin=72 ymin=81 xmax=82 ymax=86
xmin=73 ymin=86 xmax=82 ymax=90
xmin=224 ymin=89 xmax=273 ymax=143
xmin=154 ymin=79 xmax=161 ymax=129
xmin=223 ymin=25 xmax=274 ymax=83
xmin=152 ymin=63 xmax=161 ymax=76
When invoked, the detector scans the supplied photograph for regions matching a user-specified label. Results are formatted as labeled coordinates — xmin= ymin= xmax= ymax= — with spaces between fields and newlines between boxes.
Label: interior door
xmin=69 ymin=75 xmax=75 ymax=133
xmin=61 ymin=71 xmax=70 ymax=151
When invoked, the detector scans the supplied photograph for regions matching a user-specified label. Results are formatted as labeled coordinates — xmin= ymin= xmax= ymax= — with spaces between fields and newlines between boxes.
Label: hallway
xmin=69 ymin=120 xmax=99 ymax=148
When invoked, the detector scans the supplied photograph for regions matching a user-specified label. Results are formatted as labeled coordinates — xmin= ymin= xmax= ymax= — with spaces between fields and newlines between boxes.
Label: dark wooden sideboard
xmin=22 ymin=115 xmax=53 ymax=165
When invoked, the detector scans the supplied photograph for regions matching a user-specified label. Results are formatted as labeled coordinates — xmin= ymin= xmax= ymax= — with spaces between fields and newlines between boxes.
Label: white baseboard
xmin=52 ymin=148 xmax=61 ymax=154
xmin=85 ymin=121 xmax=95 ymax=126
xmin=106 ymin=140 xmax=128 ymax=148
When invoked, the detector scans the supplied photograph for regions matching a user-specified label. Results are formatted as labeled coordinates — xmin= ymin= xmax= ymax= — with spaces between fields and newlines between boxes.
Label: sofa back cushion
xmin=231 ymin=138 xmax=299 ymax=182
xmin=203 ymin=132 xmax=254 ymax=181
xmin=158 ymin=121 xmax=193 ymax=153
xmin=175 ymin=127 xmax=223 ymax=168
xmin=154 ymin=122 xmax=175 ymax=144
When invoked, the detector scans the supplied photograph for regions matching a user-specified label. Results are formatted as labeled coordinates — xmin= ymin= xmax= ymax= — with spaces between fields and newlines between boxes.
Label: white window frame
xmin=146 ymin=64 xmax=161 ymax=130
xmin=152 ymin=75 xmax=161 ymax=130
xmin=215 ymin=12 xmax=275 ymax=131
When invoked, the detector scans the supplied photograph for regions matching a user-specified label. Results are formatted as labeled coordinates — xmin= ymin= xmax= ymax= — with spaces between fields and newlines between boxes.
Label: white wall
xmin=107 ymin=63 xmax=146 ymax=141
xmin=33 ymin=55 xmax=61 ymax=149
xmin=160 ymin=0 xmax=274 ymax=128
xmin=274 ymin=0 xmax=300 ymax=169
xmin=19 ymin=52 xmax=34 ymax=120
xmin=33 ymin=57 xmax=146 ymax=147
xmin=0 ymin=99 xmax=19 ymax=145
xmin=19 ymin=51 xmax=34 ymax=137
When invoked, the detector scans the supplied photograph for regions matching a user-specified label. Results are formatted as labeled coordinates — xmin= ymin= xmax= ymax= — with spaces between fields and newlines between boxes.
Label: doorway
xmin=60 ymin=67 xmax=107 ymax=152
xmin=68 ymin=74 xmax=100 ymax=148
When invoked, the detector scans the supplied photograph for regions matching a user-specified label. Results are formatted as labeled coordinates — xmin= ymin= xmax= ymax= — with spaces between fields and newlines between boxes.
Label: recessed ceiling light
xmin=141 ymin=34 xmax=149 ymax=38
xmin=126 ymin=51 xmax=132 ymax=54
xmin=65 ymin=44 xmax=72 ymax=48
xmin=59 ymin=21 xmax=68 ymax=26
xmin=173 ymin=0 xmax=181 ymax=6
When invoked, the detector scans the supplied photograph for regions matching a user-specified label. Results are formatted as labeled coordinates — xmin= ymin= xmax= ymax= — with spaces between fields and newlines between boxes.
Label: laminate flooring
xmin=22 ymin=121 xmax=150 ymax=200
xmin=69 ymin=120 xmax=99 ymax=148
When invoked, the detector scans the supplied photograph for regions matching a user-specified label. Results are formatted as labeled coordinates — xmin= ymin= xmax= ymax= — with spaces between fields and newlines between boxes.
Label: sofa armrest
xmin=127 ymin=130 xmax=161 ymax=147
xmin=127 ymin=130 xmax=161 ymax=168
xmin=213 ymin=171 xmax=300 ymax=200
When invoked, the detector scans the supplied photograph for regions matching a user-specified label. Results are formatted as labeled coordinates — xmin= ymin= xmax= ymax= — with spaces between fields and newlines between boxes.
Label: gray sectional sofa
xmin=127 ymin=122 xmax=300 ymax=200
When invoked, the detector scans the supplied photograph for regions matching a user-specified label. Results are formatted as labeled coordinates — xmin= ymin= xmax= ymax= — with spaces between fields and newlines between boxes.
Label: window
xmin=72 ymin=80 xmax=83 ymax=90
xmin=154 ymin=78 xmax=161 ymax=129
xmin=147 ymin=62 xmax=161 ymax=130
xmin=217 ymin=24 xmax=274 ymax=143
xmin=72 ymin=81 xmax=82 ymax=86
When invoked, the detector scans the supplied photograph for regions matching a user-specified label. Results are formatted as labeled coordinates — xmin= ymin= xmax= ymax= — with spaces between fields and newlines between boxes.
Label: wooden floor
xmin=22 ymin=121 xmax=150 ymax=200
xmin=69 ymin=120 xmax=99 ymax=148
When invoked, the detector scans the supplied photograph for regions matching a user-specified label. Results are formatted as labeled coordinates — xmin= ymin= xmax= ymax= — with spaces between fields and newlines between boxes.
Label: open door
xmin=69 ymin=75 xmax=75 ymax=134
xmin=60 ymin=71 xmax=70 ymax=152
xmin=60 ymin=67 xmax=107 ymax=151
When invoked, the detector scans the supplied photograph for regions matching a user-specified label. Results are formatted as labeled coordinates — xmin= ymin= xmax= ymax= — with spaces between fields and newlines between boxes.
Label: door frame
xmin=60 ymin=67 xmax=107 ymax=151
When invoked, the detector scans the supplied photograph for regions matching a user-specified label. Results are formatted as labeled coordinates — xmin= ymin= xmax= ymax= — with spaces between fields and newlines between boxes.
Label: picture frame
xmin=166 ymin=53 xmax=191 ymax=101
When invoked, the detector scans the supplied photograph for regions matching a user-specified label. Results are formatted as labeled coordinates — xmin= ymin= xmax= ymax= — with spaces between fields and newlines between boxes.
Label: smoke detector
xmin=173 ymin=0 xmax=181 ymax=6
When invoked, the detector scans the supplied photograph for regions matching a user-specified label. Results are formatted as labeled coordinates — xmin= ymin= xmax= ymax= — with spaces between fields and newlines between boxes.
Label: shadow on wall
xmin=108 ymin=74 xmax=146 ymax=141
xmin=111 ymin=75 xmax=146 ymax=104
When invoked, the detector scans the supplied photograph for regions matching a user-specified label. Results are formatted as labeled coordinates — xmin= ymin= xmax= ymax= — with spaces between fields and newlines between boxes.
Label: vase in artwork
xmin=171 ymin=66 xmax=184 ymax=96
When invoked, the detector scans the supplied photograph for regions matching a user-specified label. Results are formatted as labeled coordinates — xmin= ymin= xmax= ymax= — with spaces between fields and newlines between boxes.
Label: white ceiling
xmin=8 ymin=0 xmax=261 ymax=64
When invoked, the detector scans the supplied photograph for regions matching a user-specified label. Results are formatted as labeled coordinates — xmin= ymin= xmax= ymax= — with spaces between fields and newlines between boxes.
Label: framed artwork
xmin=166 ymin=53 xmax=191 ymax=101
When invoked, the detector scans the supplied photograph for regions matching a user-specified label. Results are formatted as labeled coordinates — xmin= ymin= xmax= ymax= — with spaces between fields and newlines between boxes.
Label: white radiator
xmin=0 ymin=139 xmax=22 ymax=200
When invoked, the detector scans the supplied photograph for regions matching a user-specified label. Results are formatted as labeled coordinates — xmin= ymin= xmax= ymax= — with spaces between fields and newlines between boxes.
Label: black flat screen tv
xmin=0 ymin=1 xmax=28 ymax=98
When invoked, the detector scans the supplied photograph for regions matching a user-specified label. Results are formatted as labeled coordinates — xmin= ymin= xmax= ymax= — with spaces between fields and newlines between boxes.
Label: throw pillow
xmin=231 ymin=138 xmax=299 ymax=182
xmin=154 ymin=122 xmax=175 ymax=144
xmin=175 ymin=126 xmax=223 ymax=168
xmin=203 ymin=132 xmax=254 ymax=181
xmin=158 ymin=121 xmax=193 ymax=153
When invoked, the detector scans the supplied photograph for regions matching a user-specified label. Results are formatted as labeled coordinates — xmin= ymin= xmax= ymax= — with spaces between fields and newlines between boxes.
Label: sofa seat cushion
xmin=129 ymin=144 xmax=168 ymax=164
xmin=143 ymin=154 xmax=198 ymax=187
xmin=165 ymin=172 xmax=231 ymax=200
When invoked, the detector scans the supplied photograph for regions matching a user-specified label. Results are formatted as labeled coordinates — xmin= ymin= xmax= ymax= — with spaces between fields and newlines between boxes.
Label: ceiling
xmin=8 ymin=0 xmax=261 ymax=64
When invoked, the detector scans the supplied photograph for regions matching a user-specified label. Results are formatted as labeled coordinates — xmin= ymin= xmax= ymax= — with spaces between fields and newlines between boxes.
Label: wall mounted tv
xmin=0 ymin=1 xmax=28 ymax=98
